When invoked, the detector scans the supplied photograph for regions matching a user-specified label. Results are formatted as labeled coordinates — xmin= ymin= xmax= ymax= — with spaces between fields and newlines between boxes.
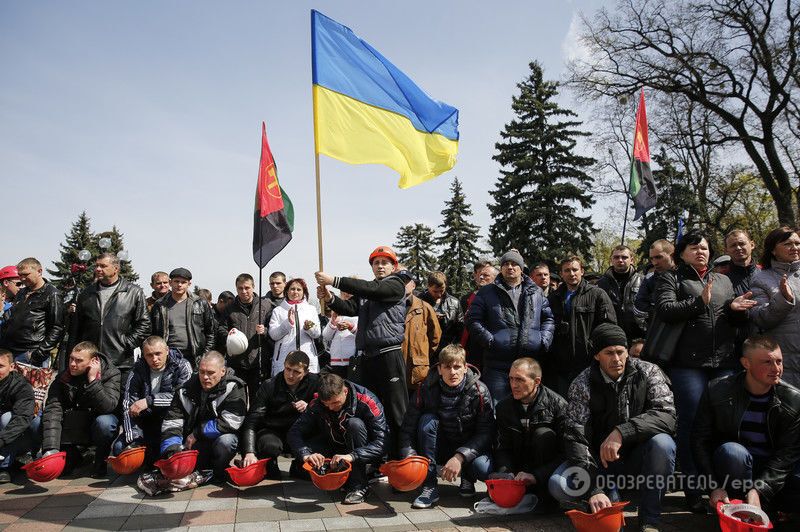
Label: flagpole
xmin=621 ymin=194 xmax=630 ymax=246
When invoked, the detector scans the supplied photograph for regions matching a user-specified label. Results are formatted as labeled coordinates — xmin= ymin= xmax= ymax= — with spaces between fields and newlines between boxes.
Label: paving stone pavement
xmin=0 ymin=457 xmax=730 ymax=531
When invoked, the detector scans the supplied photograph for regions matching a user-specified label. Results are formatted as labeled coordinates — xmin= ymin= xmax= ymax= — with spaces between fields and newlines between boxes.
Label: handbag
xmin=641 ymin=313 xmax=685 ymax=366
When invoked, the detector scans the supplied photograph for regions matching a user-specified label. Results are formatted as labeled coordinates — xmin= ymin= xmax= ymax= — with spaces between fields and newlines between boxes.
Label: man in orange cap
xmin=315 ymin=246 xmax=408 ymax=457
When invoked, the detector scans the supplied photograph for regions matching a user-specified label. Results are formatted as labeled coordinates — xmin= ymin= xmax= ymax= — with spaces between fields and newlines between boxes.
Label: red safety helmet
xmin=154 ymin=450 xmax=198 ymax=480
xmin=106 ymin=446 xmax=146 ymax=475
xmin=717 ymin=499 xmax=773 ymax=532
xmin=0 ymin=266 xmax=19 ymax=281
xmin=565 ymin=501 xmax=628 ymax=532
xmin=485 ymin=478 xmax=526 ymax=508
xmin=368 ymin=246 xmax=398 ymax=266
xmin=303 ymin=459 xmax=351 ymax=491
xmin=22 ymin=451 xmax=67 ymax=482
xmin=226 ymin=458 xmax=270 ymax=487
xmin=379 ymin=456 xmax=429 ymax=492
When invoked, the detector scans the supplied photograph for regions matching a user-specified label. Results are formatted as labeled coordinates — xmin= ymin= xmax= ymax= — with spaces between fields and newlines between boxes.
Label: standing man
xmin=0 ymin=258 xmax=64 ymax=367
xmin=419 ymin=271 xmax=462 ymax=353
xmin=146 ymin=272 xmax=170 ymax=313
xmin=459 ymin=260 xmax=498 ymax=370
xmin=150 ymin=268 xmax=215 ymax=369
xmin=401 ymin=273 xmax=442 ymax=391
xmin=315 ymin=246 xmax=408 ymax=456
xmin=633 ymin=240 xmax=675 ymax=332
xmin=547 ymin=256 xmax=617 ymax=397
xmin=530 ymin=263 xmax=552 ymax=297
xmin=219 ymin=273 xmax=271 ymax=404
xmin=0 ymin=266 xmax=20 ymax=318
xmin=596 ymin=245 xmax=644 ymax=340
xmin=718 ymin=229 xmax=760 ymax=356
xmin=261 ymin=272 xmax=287 ymax=377
xmin=465 ymin=249 xmax=554 ymax=404
xmin=70 ymin=252 xmax=150 ymax=375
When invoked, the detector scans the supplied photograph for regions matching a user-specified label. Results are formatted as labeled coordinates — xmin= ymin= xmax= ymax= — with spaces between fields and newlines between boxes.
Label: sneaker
xmin=412 ymin=485 xmax=440 ymax=509
xmin=366 ymin=468 xmax=386 ymax=485
xmin=0 ymin=470 xmax=11 ymax=484
xmin=459 ymin=477 xmax=476 ymax=498
xmin=640 ymin=524 xmax=661 ymax=532
xmin=343 ymin=487 xmax=369 ymax=504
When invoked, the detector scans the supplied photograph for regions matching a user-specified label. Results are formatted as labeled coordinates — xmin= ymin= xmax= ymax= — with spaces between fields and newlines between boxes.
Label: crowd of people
xmin=1 ymin=226 xmax=800 ymax=532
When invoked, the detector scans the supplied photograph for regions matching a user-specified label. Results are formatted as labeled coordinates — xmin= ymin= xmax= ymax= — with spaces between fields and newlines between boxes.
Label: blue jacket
xmin=121 ymin=348 xmax=192 ymax=446
xmin=466 ymin=276 xmax=555 ymax=370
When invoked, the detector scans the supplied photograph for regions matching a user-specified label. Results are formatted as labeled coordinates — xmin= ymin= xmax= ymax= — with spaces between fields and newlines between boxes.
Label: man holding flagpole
xmin=315 ymin=248 xmax=408 ymax=457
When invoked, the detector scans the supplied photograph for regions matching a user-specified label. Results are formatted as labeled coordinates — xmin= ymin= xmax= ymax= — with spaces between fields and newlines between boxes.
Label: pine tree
xmin=488 ymin=61 xmax=596 ymax=265
xmin=394 ymin=223 xmax=438 ymax=285
xmin=47 ymin=211 xmax=98 ymax=290
xmin=436 ymin=177 xmax=484 ymax=296
xmin=96 ymin=226 xmax=139 ymax=283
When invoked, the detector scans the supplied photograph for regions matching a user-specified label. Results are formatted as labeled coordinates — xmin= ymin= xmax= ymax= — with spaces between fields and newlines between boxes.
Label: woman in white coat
xmin=269 ymin=278 xmax=321 ymax=376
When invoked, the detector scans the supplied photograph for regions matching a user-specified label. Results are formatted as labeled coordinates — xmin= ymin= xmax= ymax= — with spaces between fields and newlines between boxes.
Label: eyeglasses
xmin=14 ymin=281 xmax=22 ymax=287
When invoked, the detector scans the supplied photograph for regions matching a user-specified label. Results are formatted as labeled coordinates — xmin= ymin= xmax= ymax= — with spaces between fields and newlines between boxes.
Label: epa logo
xmin=562 ymin=466 xmax=591 ymax=497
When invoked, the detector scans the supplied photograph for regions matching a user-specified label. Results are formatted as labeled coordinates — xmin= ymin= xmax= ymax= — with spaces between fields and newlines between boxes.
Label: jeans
xmin=91 ymin=414 xmax=119 ymax=464
xmin=13 ymin=351 xmax=50 ymax=369
xmin=417 ymin=413 xmax=492 ymax=487
xmin=481 ymin=367 xmax=510 ymax=406
xmin=194 ymin=433 xmax=238 ymax=479
xmin=668 ymin=367 xmax=735 ymax=497
xmin=549 ymin=433 xmax=676 ymax=525
xmin=255 ymin=429 xmax=288 ymax=458
xmin=713 ymin=442 xmax=800 ymax=509
xmin=0 ymin=412 xmax=42 ymax=469
xmin=304 ymin=417 xmax=372 ymax=490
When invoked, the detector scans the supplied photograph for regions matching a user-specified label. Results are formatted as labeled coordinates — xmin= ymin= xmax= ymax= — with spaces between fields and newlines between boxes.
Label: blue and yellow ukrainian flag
xmin=311 ymin=10 xmax=459 ymax=189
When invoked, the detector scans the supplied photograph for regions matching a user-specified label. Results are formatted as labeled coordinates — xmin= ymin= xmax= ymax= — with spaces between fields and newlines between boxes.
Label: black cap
xmin=169 ymin=267 xmax=192 ymax=280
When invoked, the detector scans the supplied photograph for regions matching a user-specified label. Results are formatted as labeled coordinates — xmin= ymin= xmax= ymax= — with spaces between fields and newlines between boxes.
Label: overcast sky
xmin=1 ymin=0 xmax=614 ymax=298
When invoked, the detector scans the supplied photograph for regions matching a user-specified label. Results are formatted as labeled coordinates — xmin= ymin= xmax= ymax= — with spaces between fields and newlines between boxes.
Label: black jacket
xmin=41 ymin=351 xmax=121 ymax=451
xmin=160 ymin=368 xmax=246 ymax=455
xmin=0 ymin=371 xmax=35 ymax=449
xmin=329 ymin=275 xmax=407 ymax=353
xmin=288 ymin=380 xmax=387 ymax=463
xmin=240 ymin=371 xmax=320 ymax=454
xmin=597 ymin=266 xmax=644 ymax=339
xmin=70 ymin=279 xmax=150 ymax=370
xmin=1 ymin=281 xmax=65 ymax=365
xmin=494 ymin=385 xmax=567 ymax=484
xmin=548 ymin=280 xmax=617 ymax=373
xmin=692 ymin=373 xmax=800 ymax=502
xmin=150 ymin=293 xmax=216 ymax=364
xmin=398 ymin=367 xmax=494 ymax=463
xmin=653 ymin=263 xmax=745 ymax=369
xmin=419 ymin=291 xmax=463 ymax=353
xmin=218 ymin=296 xmax=273 ymax=371
xmin=564 ymin=358 xmax=676 ymax=498
xmin=121 ymin=348 xmax=192 ymax=446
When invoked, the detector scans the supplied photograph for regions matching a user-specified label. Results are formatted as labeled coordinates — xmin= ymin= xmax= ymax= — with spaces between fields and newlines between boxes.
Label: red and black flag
xmin=629 ymin=90 xmax=657 ymax=220
xmin=253 ymin=122 xmax=293 ymax=269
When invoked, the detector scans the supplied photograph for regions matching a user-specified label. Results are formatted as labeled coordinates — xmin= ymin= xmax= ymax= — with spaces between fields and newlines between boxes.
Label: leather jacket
xmin=692 ymin=372 xmax=800 ymax=502
xmin=70 ymin=279 xmax=150 ymax=370
xmin=150 ymin=292 xmax=216 ymax=365
xmin=1 ymin=281 xmax=65 ymax=365
xmin=419 ymin=291 xmax=463 ymax=351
